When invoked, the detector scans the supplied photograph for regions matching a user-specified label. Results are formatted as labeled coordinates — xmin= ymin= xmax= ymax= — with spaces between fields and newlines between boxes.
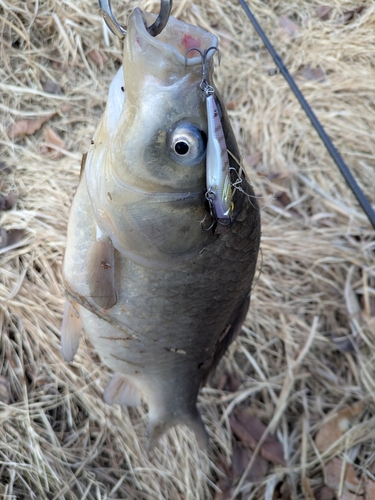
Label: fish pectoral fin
xmin=87 ymin=235 xmax=117 ymax=310
xmin=148 ymin=408 xmax=208 ymax=449
xmin=104 ymin=372 xmax=141 ymax=407
xmin=61 ymin=300 xmax=82 ymax=362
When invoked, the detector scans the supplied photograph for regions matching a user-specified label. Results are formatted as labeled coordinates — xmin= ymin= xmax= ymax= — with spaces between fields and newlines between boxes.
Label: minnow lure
xmin=187 ymin=47 xmax=233 ymax=224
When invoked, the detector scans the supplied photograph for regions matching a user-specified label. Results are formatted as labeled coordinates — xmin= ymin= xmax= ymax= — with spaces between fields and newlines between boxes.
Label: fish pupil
xmin=175 ymin=141 xmax=189 ymax=155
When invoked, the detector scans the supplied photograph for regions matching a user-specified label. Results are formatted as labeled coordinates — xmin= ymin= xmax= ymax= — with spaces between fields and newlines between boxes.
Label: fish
xmin=62 ymin=6 xmax=261 ymax=447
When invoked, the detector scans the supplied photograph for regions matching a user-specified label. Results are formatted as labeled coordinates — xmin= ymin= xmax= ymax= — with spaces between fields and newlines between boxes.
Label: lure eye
xmin=168 ymin=122 xmax=206 ymax=166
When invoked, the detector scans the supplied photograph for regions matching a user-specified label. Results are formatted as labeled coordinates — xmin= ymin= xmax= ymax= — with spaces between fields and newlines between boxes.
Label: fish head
xmin=86 ymin=9 xmax=221 ymax=268
xmin=117 ymin=10 xmax=208 ymax=193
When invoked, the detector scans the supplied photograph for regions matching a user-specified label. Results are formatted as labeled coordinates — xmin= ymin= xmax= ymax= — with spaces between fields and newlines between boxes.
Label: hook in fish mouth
xmin=98 ymin=0 xmax=173 ymax=40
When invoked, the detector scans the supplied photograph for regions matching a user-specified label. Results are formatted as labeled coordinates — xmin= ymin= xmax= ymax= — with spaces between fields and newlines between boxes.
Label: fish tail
xmin=148 ymin=407 xmax=208 ymax=449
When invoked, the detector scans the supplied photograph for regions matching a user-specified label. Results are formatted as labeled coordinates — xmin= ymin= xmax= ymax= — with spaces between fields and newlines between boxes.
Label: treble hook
xmin=185 ymin=46 xmax=221 ymax=95
xmin=98 ymin=0 xmax=173 ymax=40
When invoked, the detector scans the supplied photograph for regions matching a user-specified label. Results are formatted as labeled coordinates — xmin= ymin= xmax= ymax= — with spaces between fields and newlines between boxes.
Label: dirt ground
xmin=1 ymin=0 xmax=375 ymax=498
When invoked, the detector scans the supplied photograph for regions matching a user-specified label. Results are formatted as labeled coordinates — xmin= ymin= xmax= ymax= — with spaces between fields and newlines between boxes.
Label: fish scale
xmin=62 ymin=7 xmax=260 ymax=446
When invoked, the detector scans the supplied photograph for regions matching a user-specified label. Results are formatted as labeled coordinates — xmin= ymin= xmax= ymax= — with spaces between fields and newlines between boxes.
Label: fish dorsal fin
xmin=104 ymin=372 xmax=141 ymax=407
xmin=148 ymin=408 xmax=208 ymax=449
xmin=87 ymin=227 xmax=117 ymax=310
xmin=61 ymin=300 xmax=82 ymax=362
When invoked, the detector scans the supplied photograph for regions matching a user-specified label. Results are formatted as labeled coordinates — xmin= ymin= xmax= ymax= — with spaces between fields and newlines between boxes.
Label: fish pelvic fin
xmin=61 ymin=300 xmax=82 ymax=362
xmin=148 ymin=408 xmax=209 ymax=450
xmin=87 ymin=234 xmax=117 ymax=310
xmin=104 ymin=372 xmax=142 ymax=407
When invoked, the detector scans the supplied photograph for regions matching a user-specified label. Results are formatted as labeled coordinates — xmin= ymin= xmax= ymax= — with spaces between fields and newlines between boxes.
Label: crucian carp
xmin=62 ymin=1 xmax=260 ymax=447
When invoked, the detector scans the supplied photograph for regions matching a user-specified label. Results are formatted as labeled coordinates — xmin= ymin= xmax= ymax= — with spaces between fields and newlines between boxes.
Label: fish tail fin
xmin=148 ymin=407 xmax=208 ymax=449
xmin=61 ymin=300 xmax=82 ymax=362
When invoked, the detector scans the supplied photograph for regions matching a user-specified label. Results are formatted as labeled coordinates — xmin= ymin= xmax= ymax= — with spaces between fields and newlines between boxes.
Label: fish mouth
xmin=129 ymin=7 xmax=218 ymax=70
xmin=111 ymin=169 xmax=202 ymax=202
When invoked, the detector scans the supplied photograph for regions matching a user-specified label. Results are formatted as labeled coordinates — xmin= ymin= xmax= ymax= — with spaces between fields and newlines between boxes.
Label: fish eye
xmin=174 ymin=141 xmax=189 ymax=155
xmin=168 ymin=122 xmax=206 ymax=166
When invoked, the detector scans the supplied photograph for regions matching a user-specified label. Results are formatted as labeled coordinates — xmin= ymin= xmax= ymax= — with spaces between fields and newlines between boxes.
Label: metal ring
xmin=98 ymin=0 xmax=172 ymax=39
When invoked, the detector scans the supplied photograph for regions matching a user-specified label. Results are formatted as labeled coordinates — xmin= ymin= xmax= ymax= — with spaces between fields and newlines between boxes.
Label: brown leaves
xmin=314 ymin=485 xmax=336 ymax=500
xmin=273 ymin=481 xmax=293 ymax=500
xmin=0 ymin=192 xmax=17 ymax=211
xmin=214 ymin=409 xmax=285 ymax=499
xmin=315 ymin=402 xmax=363 ymax=453
xmin=275 ymin=191 xmax=302 ymax=218
xmin=316 ymin=6 xmax=332 ymax=21
xmin=42 ymin=126 xmax=65 ymax=158
xmin=215 ymin=458 xmax=235 ymax=500
xmin=214 ymin=446 xmax=270 ymax=500
xmin=7 ymin=105 xmax=70 ymax=144
xmin=232 ymin=443 xmax=269 ymax=481
xmin=230 ymin=411 xmax=286 ymax=465
xmin=314 ymin=403 xmax=367 ymax=499
xmin=277 ymin=15 xmax=299 ymax=41
xmin=325 ymin=457 xmax=360 ymax=494
xmin=42 ymin=79 xmax=64 ymax=95
xmin=0 ymin=228 xmax=25 ymax=250
xmin=365 ymin=478 xmax=375 ymax=499
xmin=88 ymin=49 xmax=108 ymax=70
xmin=7 ymin=114 xmax=54 ymax=138
xmin=337 ymin=6 xmax=367 ymax=25
xmin=276 ymin=5 xmax=367 ymax=43
xmin=8 ymin=111 xmax=68 ymax=158
xmin=316 ymin=6 xmax=367 ymax=24
xmin=297 ymin=65 xmax=326 ymax=83
xmin=44 ymin=126 xmax=65 ymax=149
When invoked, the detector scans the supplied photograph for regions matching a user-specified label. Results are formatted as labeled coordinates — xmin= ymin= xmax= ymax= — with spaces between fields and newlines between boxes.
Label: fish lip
xmin=130 ymin=7 xmax=218 ymax=68
xmin=111 ymin=169 xmax=203 ymax=201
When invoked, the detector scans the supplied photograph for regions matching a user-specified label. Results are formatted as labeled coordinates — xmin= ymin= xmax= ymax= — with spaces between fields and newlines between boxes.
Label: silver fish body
xmin=62 ymin=8 xmax=260 ymax=446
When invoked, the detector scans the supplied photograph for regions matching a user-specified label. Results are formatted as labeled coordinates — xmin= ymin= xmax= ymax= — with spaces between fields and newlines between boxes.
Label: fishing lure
xmin=186 ymin=47 xmax=233 ymax=224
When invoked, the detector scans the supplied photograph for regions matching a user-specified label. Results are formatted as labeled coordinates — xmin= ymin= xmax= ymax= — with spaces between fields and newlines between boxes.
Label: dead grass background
xmin=1 ymin=0 xmax=375 ymax=498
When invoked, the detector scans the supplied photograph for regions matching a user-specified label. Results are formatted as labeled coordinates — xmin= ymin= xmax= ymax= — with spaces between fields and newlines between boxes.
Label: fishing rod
xmin=238 ymin=0 xmax=375 ymax=231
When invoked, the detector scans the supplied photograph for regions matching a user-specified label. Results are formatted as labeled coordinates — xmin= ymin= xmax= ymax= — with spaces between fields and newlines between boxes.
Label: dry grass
xmin=1 ymin=0 xmax=375 ymax=498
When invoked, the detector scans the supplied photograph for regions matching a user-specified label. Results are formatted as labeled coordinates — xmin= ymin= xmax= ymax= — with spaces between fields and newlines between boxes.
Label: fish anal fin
xmin=148 ymin=408 xmax=208 ymax=449
xmin=104 ymin=372 xmax=141 ymax=407
xmin=61 ymin=300 xmax=82 ymax=362
xmin=87 ymin=235 xmax=117 ymax=310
